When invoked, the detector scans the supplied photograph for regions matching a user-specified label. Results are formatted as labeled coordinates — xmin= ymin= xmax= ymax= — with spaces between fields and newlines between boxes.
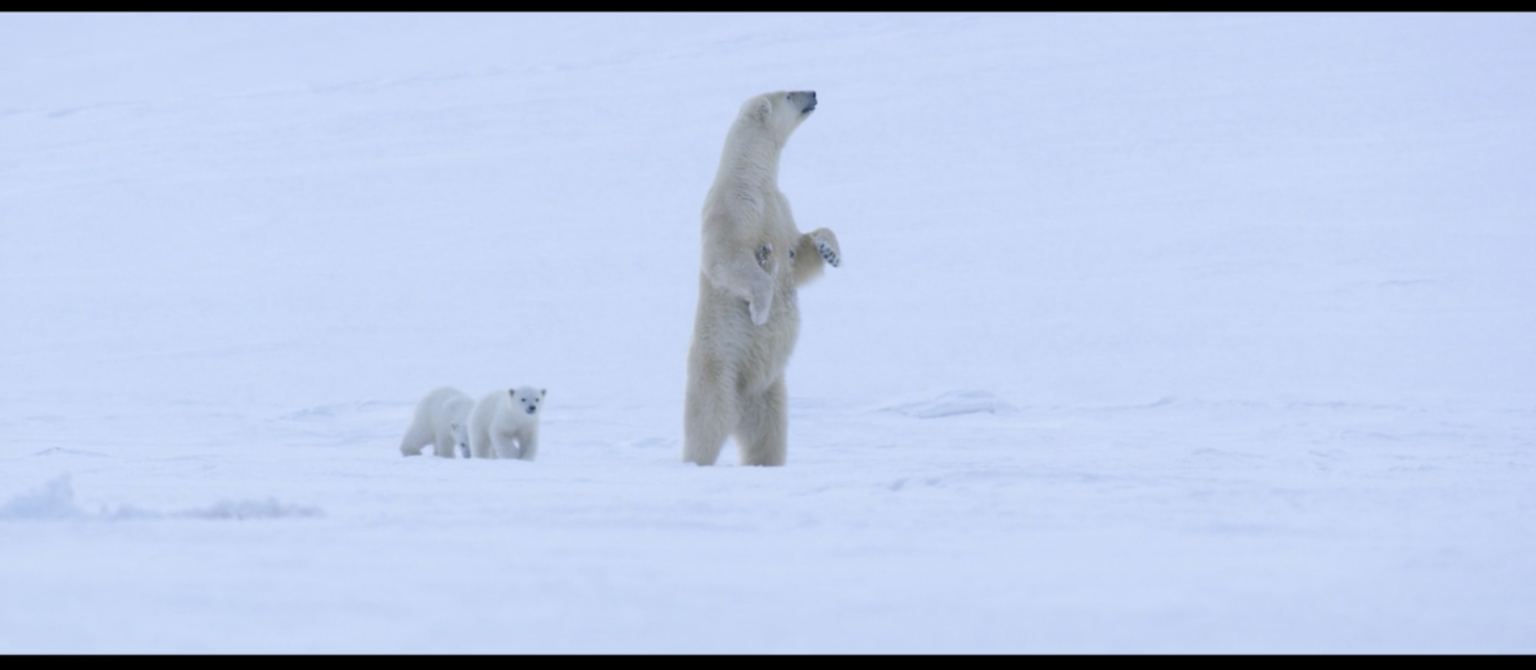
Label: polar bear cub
xmin=399 ymin=386 xmax=475 ymax=458
xmin=469 ymin=386 xmax=546 ymax=460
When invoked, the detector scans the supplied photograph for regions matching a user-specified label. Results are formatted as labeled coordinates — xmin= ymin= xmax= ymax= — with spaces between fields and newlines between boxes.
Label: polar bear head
xmin=737 ymin=90 xmax=816 ymax=144
xmin=508 ymin=386 xmax=546 ymax=417
xmin=449 ymin=421 xmax=470 ymax=457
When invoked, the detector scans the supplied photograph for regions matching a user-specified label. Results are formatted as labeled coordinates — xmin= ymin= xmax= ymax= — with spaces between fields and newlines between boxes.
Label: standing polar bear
xmin=399 ymin=386 xmax=475 ymax=458
xmin=470 ymin=387 xmax=545 ymax=460
xmin=684 ymin=90 xmax=841 ymax=467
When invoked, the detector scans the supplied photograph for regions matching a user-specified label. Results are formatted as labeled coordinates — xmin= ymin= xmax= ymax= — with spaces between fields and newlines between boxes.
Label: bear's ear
xmin=752 ymin=98 xmax=772 ymax=121
xmin=508 ymin=389 xmax=517 ymax=399
xmin=540 ymin=389 xmax=546 ymax=397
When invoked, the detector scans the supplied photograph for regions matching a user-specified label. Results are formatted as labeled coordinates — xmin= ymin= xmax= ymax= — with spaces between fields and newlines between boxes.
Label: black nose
xmin=526 ymin=407 xmax=537 ymax=414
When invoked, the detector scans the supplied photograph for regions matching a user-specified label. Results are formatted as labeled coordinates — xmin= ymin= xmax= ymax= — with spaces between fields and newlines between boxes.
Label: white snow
xmin=2 ymin=13 xmax=1534 ymax=652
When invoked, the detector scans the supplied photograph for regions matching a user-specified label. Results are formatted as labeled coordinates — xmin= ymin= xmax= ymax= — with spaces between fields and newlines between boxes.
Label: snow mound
xmin=0 ymin=475 xmax=321 ymax=521
xmin=0 ymin=474 xmax=82 ymax=520
xmin=178 ymin=499 xmax=322 ymax=520
xmin=879 ymin=390 xmax=1015 ymax=418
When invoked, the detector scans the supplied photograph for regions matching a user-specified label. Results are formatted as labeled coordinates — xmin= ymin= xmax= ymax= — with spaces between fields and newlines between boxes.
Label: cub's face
xmin=450 ymin=422 xmax=469 ymax=452
xmin=509 ymin=387 xmax=546 ymax=417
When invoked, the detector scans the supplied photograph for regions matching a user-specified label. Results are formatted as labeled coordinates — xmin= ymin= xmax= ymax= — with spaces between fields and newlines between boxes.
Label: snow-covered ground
xmin=2 ymin=13 xmax=1534 ymax=652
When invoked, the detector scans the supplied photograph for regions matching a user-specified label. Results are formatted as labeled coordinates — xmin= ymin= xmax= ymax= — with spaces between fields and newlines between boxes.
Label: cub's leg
xmin=399 ymin=420 xmax=432 ymax=457
xmin=470 ymin=420 xmax=495 ymax=459
xmin=431 ymin=426 xmax=459 ymax=459
xmin=516 ymin=430 xmax=540 ymax=461
xmin=491 ymin=431 xmax=521 ymax=460
xmin=469 ymin=393 xmax=499 ymax=458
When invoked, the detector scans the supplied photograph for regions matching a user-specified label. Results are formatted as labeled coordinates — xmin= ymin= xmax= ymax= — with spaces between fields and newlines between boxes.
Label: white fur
xmin=684 ymin=90 xmax=840 ymax=467
xmin=469 ymin=386 xmax=545 ymax=460
xmin=399 ymin=386 xmax=474 ymax=458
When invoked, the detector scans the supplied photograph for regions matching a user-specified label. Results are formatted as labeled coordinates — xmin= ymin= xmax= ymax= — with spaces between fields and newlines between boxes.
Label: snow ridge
xmin=0 ymin=475 xmax=321 ymax=522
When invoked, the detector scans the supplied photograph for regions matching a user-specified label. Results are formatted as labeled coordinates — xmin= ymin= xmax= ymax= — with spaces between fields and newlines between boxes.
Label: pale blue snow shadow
xmin=0 ymin=474 xmax=322 ymax=521
xmin=877 ymin=389 xmax=1016 ymax=418
xmin=619 ymin=437 xmax=675 ymax=451
xmin=30 ymin=446 xmax=111 ymax=458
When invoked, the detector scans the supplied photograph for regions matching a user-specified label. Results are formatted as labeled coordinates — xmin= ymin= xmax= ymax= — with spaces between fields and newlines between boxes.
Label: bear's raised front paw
xmin=816 ymin=240 xmax=840 ymax=268
xmin=807 ymin=229 xmax=841 ymax=268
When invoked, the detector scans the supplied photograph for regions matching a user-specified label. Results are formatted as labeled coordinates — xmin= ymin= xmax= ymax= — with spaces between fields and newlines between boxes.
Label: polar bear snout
xmin=789 ymin=90 xmax=816 ymax=114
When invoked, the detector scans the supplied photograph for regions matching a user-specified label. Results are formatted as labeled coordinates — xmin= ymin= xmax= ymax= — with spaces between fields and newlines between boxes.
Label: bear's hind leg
xmin=684 ymin=358 xmax=738 ymax=466
xmin=735 ymin=377 xmax=788 ymax=466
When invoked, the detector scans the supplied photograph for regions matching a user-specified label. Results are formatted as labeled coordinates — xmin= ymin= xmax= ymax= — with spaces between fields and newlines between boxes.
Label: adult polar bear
xmin=684 ymin=90 xmax=840 ymax=467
